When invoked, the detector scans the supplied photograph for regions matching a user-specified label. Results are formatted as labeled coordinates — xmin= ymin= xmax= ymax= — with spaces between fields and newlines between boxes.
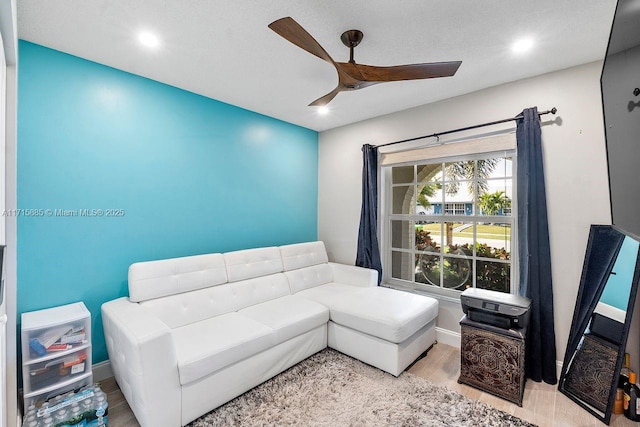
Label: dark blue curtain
xmin=516 ymin=107 xmax=557 ymax=384
xmin=560 ymin=225 xmax=624 ymax=381
xmin=356 ymin=144 xmax=382 ymax=284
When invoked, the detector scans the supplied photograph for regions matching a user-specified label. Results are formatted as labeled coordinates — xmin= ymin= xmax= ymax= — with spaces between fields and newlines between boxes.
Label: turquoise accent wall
xmin=600 ymin=236 xmax=640 ymax=311
xmin=17 ymin=41 xmax=318 ymax=363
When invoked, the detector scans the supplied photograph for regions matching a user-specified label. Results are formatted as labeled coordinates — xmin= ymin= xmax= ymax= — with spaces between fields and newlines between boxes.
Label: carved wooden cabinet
xmin=458 ymin=315 xmax=527 ymax=406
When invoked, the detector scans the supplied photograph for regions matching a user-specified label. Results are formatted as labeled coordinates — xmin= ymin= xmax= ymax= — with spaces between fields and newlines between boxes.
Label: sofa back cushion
xmin=280 ymin=242 xmax=329 ymax=271
xmin=128 ymin=253 xmax=227 ymax=303
xmin=224 ymin=247 xmax=283 ymax=282
xmin=285 ymin=264 xmax=333 ymax=294
xmin=140 ymin=273 xmax=291 ymax=328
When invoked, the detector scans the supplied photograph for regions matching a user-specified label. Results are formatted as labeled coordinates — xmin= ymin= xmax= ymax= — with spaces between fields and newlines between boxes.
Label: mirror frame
xmin=558 ymin=225 xmax=640 ymax=424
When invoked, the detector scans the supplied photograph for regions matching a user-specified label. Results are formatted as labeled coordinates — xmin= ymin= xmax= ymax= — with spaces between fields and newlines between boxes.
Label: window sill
xmin=382 ymin=282 xmax=461 ymax=305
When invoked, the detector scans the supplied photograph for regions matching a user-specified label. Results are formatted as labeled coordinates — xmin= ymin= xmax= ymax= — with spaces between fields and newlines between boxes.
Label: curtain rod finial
xmin=551 ymin=107 xmax=557 ymax=114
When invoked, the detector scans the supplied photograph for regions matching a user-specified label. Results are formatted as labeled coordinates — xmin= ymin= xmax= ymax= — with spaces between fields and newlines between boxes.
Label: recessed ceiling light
xmin=317 ymin=106 xmax=329 ymax=115
xmin=138 ymin=31 xmax=160 ymax=48
xmin=512 ymin=38 xmax=534 ymax=54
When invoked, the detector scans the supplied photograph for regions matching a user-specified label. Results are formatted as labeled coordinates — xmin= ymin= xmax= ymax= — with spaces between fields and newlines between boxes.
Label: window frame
xmin=381 ymin=149 xmax=518 ymax=299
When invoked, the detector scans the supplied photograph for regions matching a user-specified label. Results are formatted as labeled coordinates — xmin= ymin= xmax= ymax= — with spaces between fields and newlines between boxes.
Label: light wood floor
xmin=103 ymin=343 xmax=636 ymax=426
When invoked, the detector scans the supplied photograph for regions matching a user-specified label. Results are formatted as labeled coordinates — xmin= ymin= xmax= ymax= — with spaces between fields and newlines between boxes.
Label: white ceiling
xmin=17 ymin=0 xmax=617 ymax=132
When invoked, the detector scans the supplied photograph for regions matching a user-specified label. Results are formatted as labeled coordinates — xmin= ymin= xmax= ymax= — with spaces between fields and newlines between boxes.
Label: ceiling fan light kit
xmin=268 ymin=17 xmax=462 ymax=107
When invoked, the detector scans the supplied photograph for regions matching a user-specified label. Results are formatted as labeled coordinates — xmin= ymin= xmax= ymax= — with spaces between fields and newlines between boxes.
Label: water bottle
xmin=39 ymin=416 xmax=55 ymax=427
xmin=39 ymin=402 xmax=50 ymax=418
xmin=95 ymin=395 xmax=108 ymax=427
xmin=81 ymin=398 xmax=93 ymax=422
xmin=68 ymin=404 xmax=84 ymax=425
xmin=84 ymin=395 xmax=107 ymax=427
xmin=24 ymin=413 xmax=37 ymax=426
xmin=54 ymin=408 xmax=68 ymax=426
xmin=23 ymin=414 xmax=37 ymax=425
xmin=91 ymin=385 xmax=104 ymax=399
xmin=25 ymin=404 xmax=37 ymax=419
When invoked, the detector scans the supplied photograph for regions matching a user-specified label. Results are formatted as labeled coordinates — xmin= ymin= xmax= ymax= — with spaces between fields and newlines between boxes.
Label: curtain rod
xmin=373 ymin=107 xmax=558 ymax=149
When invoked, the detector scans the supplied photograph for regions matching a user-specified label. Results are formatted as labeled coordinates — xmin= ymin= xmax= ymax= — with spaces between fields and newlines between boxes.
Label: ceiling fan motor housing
xmin=341 ymin=30 xmax=364 ymax=48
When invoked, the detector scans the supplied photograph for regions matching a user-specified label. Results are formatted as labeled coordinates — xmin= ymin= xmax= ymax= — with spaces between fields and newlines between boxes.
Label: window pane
xmin=443 ymin=222 xmax=474 ymax=255
xmin=391 ymin=220 xmax=412 ymax=249
xmin=442 ymin=254 xmax=472 ymax=290
xmin=415 ymin=253 xmax=440 ymax=287
xmin=476 ymin=261 xmax=510 ymax=293
xmin=445 ymin=160 xmax=474 ymax=181
xmin=476 ymin=222 xmax=511 ymax=260
xmin=415 ymin=222 xmax=441 ymax=253
xmin=478 ymin=179 xmax=512 ymax=216
xmin=477 ymin=158 xmax=499 ymax=182
xmin=417 ymin=182 xmax=442 ymax=214
xmin=444 ymin=182 xmax=473 ymax=215
xmin=417 ymin=164 xmax=443 ymax=183
xmin=391 ymin=251 xmax=413 ymax=281
xmin=392 ymin=166 xmax=414 ymax=184
xmin=488 ymin=156 xmax=513 ymax=179
xmin=392 ymin=185 xmax=415 ymax=214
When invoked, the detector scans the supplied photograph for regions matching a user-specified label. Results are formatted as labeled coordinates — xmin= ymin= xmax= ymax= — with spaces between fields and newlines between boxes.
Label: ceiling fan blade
xmin=269 ymin=17 xmax=335 ymax=65
xmin=349 ymin=61 xmax=462 ymax=82
xmin=309 ymin=87 xmax=343 ymax=106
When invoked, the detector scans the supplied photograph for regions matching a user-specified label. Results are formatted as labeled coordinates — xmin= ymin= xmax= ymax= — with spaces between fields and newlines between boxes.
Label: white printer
xmin=460 ymin=288 xmax=531 ymax=329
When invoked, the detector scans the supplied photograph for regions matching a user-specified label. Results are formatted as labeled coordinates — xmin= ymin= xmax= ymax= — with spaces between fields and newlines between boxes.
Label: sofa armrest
xmin=328 ymin=262 xmax=378 ymax=287
xmin=102 ymin=298 xmax=180 ymax=427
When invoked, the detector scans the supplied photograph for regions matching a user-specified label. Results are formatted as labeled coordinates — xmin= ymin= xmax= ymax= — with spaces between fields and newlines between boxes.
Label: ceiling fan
xmin=268 ymin=17 xmax=462 ymax=107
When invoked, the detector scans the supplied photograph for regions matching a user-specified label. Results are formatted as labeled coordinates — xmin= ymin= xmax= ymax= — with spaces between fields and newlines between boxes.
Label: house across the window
xmin=385 ymin=153 xmax=516 ymax=296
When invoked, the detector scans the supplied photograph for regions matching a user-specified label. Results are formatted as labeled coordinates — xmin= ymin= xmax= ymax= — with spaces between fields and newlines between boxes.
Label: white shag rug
xmin=187 ymin=348 xmax=536 ymax=427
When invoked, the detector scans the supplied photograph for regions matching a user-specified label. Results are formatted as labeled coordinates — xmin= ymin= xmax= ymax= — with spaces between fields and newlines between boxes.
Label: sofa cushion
xmin=238 ymin=295 xmax=329 ymax=344
xmin=284 ymin=264 xmax=333 ymax=294
xmin=129 ymin=253 xmax=227 ymax=302
xmin=300 ymin=285 xmax=439 ymax=344
xmin=224 ymin=247 xmax=283 ymax=282
xmin=333 ymin=287 xmax=438 ymax=343
xmin=279 ymin=241 xmax=329 ymax=271
xmin=172 ymin=312 xmax=275 ymax=385
xmin=140 ymin=273 xmax=291 ymax=329
xmin=295 ymin=282 xmax=364 ymax=306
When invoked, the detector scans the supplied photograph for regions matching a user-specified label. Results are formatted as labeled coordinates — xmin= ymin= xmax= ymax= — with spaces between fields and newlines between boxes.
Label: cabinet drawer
xmin=23 ymin=375 xmax=93 ymax=409
xmin=24 ymin=321 xmax=89 ymax=361
xmin=26 ymin=350 xmax=88 ymax=392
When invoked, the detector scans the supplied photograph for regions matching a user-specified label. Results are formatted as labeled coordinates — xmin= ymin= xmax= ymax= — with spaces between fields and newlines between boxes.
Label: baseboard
xmin=557 ymin=360 xmax=563 ymax=381
xmin=435 ymin=327 xmax=461 ymax=348
xmin=93 ymin=360 xmax=113 ymax=382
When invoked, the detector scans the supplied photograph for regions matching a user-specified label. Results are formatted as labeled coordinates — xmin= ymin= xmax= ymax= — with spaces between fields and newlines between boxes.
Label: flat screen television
xmin=601 ymin=0 xmax=640 ymax=238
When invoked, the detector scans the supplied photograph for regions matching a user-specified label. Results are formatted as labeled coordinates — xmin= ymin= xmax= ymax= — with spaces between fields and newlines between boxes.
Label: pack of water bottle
xmin=23 ymin=384 xmax=108 ymax=427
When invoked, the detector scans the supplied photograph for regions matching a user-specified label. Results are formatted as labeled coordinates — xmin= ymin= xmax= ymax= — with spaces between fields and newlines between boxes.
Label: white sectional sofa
xmin=102 ymin=241 xmax=438 ymax=427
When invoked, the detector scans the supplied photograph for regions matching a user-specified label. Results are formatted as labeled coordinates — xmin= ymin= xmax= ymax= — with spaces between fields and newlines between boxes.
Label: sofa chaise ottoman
xmin=102 ymin=241 xmax=438 ymax=426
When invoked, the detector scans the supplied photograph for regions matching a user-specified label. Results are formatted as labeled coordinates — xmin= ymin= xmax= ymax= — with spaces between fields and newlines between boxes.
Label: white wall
xmin=318 ymin=61 xmax=611 ymax=365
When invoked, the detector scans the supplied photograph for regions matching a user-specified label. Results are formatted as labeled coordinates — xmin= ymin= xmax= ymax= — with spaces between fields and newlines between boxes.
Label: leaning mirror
xmin=559 ymin=225 xmax=640 ymax=424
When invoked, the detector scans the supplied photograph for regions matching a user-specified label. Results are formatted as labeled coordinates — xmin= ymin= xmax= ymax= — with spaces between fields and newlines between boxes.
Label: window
xmin=384 ymin=152 xmax=516 ymax=296
xmin=444 ymin=203 xmax=466 ymax=215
